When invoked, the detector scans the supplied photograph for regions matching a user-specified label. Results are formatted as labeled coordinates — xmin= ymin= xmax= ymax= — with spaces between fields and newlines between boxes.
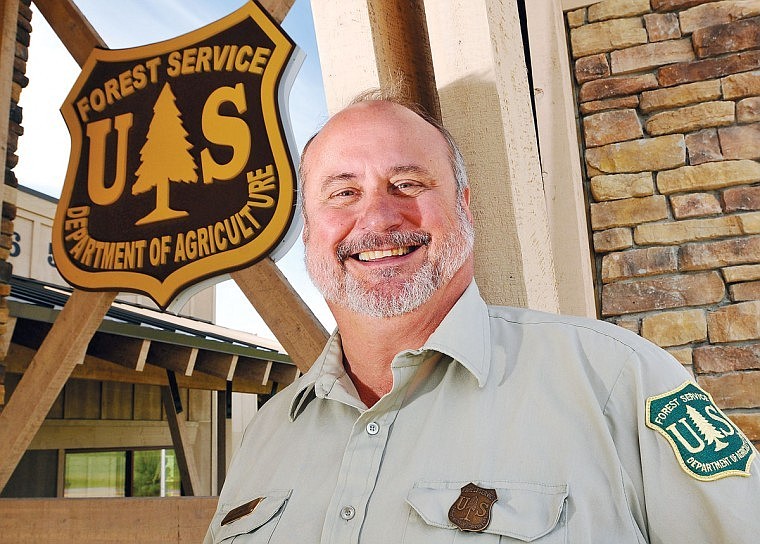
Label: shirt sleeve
xmin=605 ymin=338 xmax=760 ymax=543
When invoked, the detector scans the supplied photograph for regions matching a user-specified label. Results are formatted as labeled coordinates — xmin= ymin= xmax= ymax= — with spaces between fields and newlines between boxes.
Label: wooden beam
xmin=0 ymin=497 xmax=217 ymax=543
xmin=87 ymin=332 xmax=151 ymax=370
xmin=0 ymin=290 xmax=116 ymax=492
xmin=232 ymin=259 xmax=328 ymax=372
xmin=257 ymin=0 xmax=294 ymax=23
xmin=161 ymin=381 xmax=201 ymax=496
xmin=227 ymin=355 xmax=238 ymax=381
xmin=147 ymin=343 xmax=198 ymax=376
xmin=232 ymin=355 xmax=270 ymax=386
xmin=262 ymin=360 xmax=273 ymax=386
xmin=28 ymin=420 xmax=177 ymax=451
xmin=193 ymin=351 xmax=236 ymax=381
xmin=56 ymin=449 xmax=65 ymax=498
xmin=522 ymin=0 xmax=596 ymax=317
xmin=366 ymin=0 xmax=440 ymax=119
xmin=311 ymin=0 xmax=439 ymax=117
xmin=268 ymin=360 xmax=300 ymax=385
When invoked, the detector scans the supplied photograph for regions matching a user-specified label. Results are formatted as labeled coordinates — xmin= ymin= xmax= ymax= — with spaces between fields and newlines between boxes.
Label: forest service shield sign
xmin=52 ymin=1 xmax=303 ymax=309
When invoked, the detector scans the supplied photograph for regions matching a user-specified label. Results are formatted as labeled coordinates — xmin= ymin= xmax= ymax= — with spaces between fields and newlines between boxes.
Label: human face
xmin=301 ymin=101 xmax=474 ymax=318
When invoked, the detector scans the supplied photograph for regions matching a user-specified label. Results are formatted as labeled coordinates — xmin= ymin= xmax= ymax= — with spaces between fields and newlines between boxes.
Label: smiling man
xmin=300 ymin=98 xmax=475 ymax=405
xmin=205 ymin=95 xmax=760 ymax=543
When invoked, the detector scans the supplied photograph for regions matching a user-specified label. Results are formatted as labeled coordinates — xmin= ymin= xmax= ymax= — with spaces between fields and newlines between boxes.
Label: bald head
xmin=299 ymin=99 xmax=468 ymax=200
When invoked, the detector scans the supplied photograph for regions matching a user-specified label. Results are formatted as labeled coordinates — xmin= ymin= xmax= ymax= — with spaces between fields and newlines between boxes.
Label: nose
xmin=356 ymin=189 xmax=404 ymax=233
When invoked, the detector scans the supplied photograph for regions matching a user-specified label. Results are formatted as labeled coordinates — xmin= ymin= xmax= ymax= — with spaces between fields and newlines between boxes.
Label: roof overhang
xmin=4 ymin=276 xmax=299 ymax=394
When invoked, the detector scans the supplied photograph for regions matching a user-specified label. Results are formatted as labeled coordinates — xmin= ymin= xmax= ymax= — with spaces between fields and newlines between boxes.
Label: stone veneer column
xmin=567 ymin=0 xmax=760 ymax=445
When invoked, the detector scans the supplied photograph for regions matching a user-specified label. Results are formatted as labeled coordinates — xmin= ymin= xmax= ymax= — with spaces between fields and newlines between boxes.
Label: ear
xmin=461 ymin=185 xmax=473 ymax=222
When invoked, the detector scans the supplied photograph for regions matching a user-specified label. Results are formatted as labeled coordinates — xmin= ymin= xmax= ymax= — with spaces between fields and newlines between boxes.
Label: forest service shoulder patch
xmin=646 ymin=382 xmax=755 ymax=481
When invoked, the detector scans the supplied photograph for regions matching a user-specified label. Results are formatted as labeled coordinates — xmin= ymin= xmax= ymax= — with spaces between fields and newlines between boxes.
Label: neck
xmin=330 ymin=264 xmax=473 ymax=407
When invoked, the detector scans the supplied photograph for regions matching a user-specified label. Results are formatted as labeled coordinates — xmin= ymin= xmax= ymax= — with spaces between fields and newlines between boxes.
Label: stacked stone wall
xmin=0 ymin=0 xmax=31 ymax=409
xmin=567 ymin=0 xmax=760 ymax=444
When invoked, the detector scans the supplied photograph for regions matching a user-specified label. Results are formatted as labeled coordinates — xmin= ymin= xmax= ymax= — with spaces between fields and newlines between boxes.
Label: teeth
xmin=358 ymin=246 xmax=412 ymax=261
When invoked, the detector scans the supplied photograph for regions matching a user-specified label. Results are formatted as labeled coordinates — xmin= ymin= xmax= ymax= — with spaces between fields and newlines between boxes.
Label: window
xmin=63 ymin=449 xmax=181 ymax=497
xmin=132 ymin=449 xmax=181 ymax=497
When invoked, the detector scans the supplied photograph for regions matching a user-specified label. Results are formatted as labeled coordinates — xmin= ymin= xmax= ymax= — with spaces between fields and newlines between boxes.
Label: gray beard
xmin=305 ymin=207 xmax=474 ymax=318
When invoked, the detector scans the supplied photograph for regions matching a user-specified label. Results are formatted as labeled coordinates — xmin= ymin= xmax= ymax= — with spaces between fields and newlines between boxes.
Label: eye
xmin=328 ymin=187 xmax=360 ymax=200
xmin=391 ymin=180 xmax=425 ymax=196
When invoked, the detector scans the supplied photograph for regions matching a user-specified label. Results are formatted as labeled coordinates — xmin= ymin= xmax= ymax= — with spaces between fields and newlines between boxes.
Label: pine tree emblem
xmin=686 ymin=404 xmax=728 ymax=452
xmin=132 ymin=82 xmax=198 ymax=225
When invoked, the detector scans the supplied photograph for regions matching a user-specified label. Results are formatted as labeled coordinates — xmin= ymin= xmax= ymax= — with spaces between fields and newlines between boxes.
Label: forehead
xmin=302 ymin=101 xmax=452 ymax=183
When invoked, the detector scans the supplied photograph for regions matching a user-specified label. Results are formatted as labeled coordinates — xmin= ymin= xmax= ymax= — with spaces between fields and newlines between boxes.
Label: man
xmin=205 ymin=96 xmax=760 ymax=543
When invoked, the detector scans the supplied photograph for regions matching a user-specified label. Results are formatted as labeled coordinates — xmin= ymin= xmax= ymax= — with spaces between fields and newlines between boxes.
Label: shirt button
xmin=366 ymin=422 xmax=380 ymax=435
xmin=340 ymin=505 xmax=356 ymax=520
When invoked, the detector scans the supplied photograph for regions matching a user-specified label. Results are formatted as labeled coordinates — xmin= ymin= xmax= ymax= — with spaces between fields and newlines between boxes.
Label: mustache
xmin=336 ymin=231 xmax=431 ymax=262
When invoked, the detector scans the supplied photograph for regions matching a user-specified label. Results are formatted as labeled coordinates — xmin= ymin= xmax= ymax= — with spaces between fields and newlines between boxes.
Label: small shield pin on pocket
xmin=448 ymin=483 xmax=497 ymax=532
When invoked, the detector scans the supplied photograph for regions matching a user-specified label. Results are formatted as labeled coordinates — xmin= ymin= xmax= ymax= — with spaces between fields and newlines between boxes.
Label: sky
xmin=15 ymin=0 xmax=335 ymax=339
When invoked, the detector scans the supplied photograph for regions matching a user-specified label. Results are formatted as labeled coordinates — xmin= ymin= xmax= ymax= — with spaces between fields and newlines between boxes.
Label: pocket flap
xmin=212 ymin=489 xmax=292 ymax=543
xmin=407 ymin=481 xmax=567 ymax=541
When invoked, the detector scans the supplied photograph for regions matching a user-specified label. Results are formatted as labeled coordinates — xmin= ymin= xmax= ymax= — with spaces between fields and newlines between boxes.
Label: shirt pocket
xmin=405 ymin=481 xmax=568 ymax=542
xmin=210 ymin=489 xmax=292 ymax=543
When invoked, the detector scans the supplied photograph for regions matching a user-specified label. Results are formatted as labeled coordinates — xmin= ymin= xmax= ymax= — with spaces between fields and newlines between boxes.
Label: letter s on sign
xmin=200 ymin=83 xmax=251 ymax=184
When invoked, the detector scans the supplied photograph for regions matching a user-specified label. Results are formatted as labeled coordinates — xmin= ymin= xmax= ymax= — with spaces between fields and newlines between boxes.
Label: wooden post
xmin=521 ymin=0 xmax=595 ymax=317
xmin=215 ymin=389 xmax=227 ymax=493
xmin=161 ymin=374 xmax=201 ymax=496
xmin=366 ymin=0 xmax=440 ymax=119
xmin=0 ymin=0 xmax=20 ymax=413
xmin=0 ymin=290 xmax=116 ymax=491
xmin=312 ymin=0 xmax=440 ymax=118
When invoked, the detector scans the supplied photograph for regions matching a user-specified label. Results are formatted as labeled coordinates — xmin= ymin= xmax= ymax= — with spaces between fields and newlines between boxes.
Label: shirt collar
xmin=419 ymin=280 xmax=490 ymax=387
xmin=288 ymin=280 xmax=491 ymax=420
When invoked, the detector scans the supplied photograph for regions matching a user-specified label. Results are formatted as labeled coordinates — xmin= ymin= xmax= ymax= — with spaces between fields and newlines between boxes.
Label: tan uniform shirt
xmin=206 ymin=282 xmax=760 ymax=543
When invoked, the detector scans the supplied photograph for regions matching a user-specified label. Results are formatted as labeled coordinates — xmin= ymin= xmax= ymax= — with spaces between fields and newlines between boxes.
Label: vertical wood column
xmin=523 ymin=0 xmax=595 ymax=317
xmin=161 ymin=380 xmax=201 ymax=496
xmin=214 ymin=389 xmax=227 ymax=493
xmin=424 ymin=0 xmax=560 ymax=311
